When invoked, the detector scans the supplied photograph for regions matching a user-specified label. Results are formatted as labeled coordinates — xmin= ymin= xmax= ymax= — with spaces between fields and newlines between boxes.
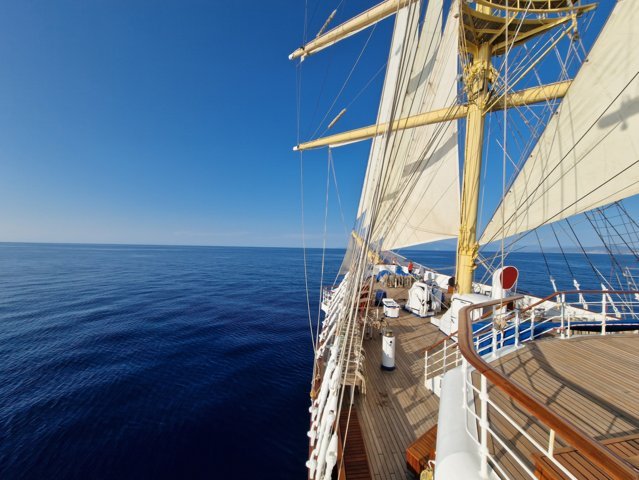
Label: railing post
xmin=530 ymin=309 xmax=536 ymax=340
xmin=514 ymin=308 xmax=520 ymax=348
xmin=424 ymin=350 xmax=428 ymax=388
xmin=567 ymin=314 xmax=572 ymax=338
xmin=480 ymin=374 xmax=489 ymax=479
xmin=443 ymin=340 xmax=448 ymax=374
xmin=492 ymin=307 xmax=498 ymax=354
xmin=601 ymin=291 xmax=607 ymax=335
xmin=548 ymin=429 xmax=556 ymax=458
xmin=462 ymin=358 xmax=468 ymax=409
xmin=560 ymin=293 xmax=566 ymax=339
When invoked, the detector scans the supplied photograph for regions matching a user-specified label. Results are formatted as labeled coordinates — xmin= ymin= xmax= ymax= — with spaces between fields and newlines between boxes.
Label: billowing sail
xmin=356 ymin=2 xmax=421 ymax=225
xmin=379 ymin=0 xmax=459 ymax=250
xmin=480 ymin=0 xmax=639 ymax=245
xmin=358 ymin=0 xmax=460 ymax=250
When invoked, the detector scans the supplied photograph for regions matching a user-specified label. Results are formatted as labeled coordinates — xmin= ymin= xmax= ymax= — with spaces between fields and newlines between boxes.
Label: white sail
xmin=480 ymin=0 xmax=639 ymax=245
xmin=357 ymin=0 xmax=461 ymax=251
xmin=356 ymin=2 xmax=421 ymax=228
xmin=378 ymin=0 xmax=460 ymax=250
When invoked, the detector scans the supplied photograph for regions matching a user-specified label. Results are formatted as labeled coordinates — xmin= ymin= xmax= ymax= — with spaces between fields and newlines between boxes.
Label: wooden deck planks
xmin=534 ymin=434 xmax=639 ymax=480
xmin=473 ymin=334 xmax=639 ymax=479
xmin=354 ymin=284 xmax=446 ymax=479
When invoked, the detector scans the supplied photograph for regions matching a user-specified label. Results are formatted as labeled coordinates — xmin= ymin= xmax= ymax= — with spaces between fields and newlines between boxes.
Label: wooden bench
xmin=406 ymin=424 xmax=438 ymax=476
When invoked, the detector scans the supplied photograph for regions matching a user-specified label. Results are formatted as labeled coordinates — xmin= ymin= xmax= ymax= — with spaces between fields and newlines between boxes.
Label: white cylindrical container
xmin=381 ymin=330 xmax=396 ymax=371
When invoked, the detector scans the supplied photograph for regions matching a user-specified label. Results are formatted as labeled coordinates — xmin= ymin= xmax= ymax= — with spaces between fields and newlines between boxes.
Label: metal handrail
xmin=519 ymin=289 xmax=639 ymax=314
xmin=426 ymin=288 xmax=639 ymax=354
xmin=424 ymin=308 xmax=499 ymax=354
xmin=458 ymin=295 xmax=639 ymax=480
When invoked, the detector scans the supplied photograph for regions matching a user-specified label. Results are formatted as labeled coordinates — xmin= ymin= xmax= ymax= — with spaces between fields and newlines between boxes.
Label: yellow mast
xmin=290 ymin=0 xmax=595 ymax=292
xmin=454 ymin=0 xmax=593 ymax=294
xmin=456 ymin=14 xmax=492 ymax=294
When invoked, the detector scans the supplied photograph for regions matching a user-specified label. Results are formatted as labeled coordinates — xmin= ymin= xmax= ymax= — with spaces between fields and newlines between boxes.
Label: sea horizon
xmin=0 ymin=240 xmax=615 ymax=255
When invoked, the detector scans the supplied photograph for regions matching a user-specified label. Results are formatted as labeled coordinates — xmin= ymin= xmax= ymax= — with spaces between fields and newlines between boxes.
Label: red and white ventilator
xmin=491 ymin=266 xmax=519 ymax=300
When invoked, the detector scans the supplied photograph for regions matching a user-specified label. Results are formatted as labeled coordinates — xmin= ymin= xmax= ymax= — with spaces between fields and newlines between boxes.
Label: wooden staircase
xmin=337 ymin=402 xmax=372 ymax=480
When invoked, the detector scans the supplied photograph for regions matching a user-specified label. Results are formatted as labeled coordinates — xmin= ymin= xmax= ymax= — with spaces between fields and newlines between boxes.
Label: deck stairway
xmin=338 ymin=399 xmax=372 ymax=480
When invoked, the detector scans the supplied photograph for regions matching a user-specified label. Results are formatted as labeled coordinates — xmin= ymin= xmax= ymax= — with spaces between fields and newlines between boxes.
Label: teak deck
xmin=354 ymin=284 xmax=446 ymax=479
xmin=345 ymin=282 xmax=639 ymax=479
xmin=535 ymin=433 xmax=639 ymax=480
xmin=474 ymin=334 xmax=639 ymax=479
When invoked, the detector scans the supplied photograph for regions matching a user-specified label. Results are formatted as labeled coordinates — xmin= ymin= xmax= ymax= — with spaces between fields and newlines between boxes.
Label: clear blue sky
xmin=0 ymin=1 xmax=619 ymax=248
xmin=0 ymin=1 xmax=314 ymax=247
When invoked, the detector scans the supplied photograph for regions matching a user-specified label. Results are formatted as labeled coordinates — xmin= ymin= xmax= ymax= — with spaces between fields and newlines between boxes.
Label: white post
xmin=462 ymin=358 xmax=468 ymax=409
xmin=530 ymin=309 xmax=536 ymax=340
xmin=560 ymin=293 xmax=566 ymax=339
xmin=492 ymin=306 xmax=498 ymax=354
xmin=601 ymin=289 xmax=607 ymax=335
xmin=424 ymin=351 xmax=428 ymax=388
xmin=480 ymin=374 xmax=489 ymax=479
xmin=567 ymin=313 xmax=572 ymax=338
xmin=514 ymin=308 xmax=520 ymax=348
xmin=443 ymin=341 xmax=448 ymax=374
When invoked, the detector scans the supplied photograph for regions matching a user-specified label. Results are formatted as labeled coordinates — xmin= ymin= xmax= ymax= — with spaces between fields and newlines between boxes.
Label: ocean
xmin=0 ymin=243 xmax=634 ymax=479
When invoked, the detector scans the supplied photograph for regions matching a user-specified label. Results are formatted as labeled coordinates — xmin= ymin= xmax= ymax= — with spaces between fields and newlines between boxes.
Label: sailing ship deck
xmin=350 ymin=281 xmax=639 ymax=479
xmin=475 ymin=334 xmax=639 ymax=479
xmin=354 ymin=284 xmax=447 ymax=479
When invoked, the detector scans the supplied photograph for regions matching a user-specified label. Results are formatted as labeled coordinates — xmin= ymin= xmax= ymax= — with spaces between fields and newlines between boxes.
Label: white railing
xmin=424 ymin=336 xmax=461 ymax=389
xmin=456 ymin=292 xmax=639 ymax=480
xmin=425 ymin=290 xmax=639 ymax=392
xmin=462 ymin=357 xmax=579 ymax=480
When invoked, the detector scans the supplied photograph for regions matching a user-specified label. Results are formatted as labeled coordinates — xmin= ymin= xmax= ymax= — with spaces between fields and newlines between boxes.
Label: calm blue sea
xmin=0 ymin=243 xmax=634 ymax=479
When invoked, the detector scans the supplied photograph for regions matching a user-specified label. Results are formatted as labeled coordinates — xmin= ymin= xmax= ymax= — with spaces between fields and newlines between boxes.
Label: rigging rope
xmin=550 ymin=223 xmax=576 ymax=280
xmin=297 ymin=0 xmax=318 ymax=371
xmin=311 ymin=22 xmax=379 ymax=141
xmin=314 ymin=149 xmax=333 ymax=355
xmin=534 ymin=230 xmax=554 ymax=287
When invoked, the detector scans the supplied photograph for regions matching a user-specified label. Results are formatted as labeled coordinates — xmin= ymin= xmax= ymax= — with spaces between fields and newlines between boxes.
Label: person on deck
xmin=408 ymin=261 xmax=413 ymax=274
xmin=447 ymin=276 xmax=456 ymax=295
